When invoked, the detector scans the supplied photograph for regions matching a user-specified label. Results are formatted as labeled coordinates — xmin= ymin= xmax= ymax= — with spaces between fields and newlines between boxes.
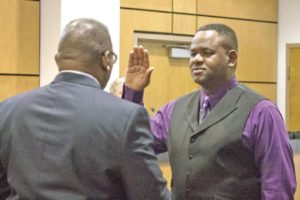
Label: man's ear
xmin=54 ymin=53 xmax=59 ymax=65
xmin=54 ymin=53 xmax=62 ymax=71
xmin=227 ymin=50 xmax=238 ymax=68
xmin=101 ymin=53 xmax=110 ymax=71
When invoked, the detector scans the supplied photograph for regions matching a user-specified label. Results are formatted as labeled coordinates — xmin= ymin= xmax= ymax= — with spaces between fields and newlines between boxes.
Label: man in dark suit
xmin=0 ymin=18 xmax=170 ymax=200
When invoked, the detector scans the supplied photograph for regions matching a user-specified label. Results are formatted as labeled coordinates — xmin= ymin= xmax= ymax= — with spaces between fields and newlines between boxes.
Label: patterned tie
xmin=199 ymin=96 xmax=210 ymax=124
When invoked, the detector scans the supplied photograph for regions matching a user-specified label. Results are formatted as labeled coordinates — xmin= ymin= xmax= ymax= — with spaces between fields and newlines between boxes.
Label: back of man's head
xmin=56 ymin=18 xmax=112 ymax=69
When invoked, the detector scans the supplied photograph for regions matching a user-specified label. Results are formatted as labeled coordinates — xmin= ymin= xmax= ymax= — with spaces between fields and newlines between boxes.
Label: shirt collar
xmin=200 ymin=76 xmax=237 ymax=110
xmin=59 ymin=70 xmax=101 ymax=88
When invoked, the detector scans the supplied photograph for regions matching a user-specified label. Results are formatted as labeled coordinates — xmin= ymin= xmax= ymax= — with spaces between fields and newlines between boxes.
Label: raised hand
xmin=125 ymin=45 xmax=154 ymax=91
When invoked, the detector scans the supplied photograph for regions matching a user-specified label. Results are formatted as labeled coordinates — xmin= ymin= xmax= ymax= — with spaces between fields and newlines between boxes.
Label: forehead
xmin=190 ymin=30 xmax=224 ymax=49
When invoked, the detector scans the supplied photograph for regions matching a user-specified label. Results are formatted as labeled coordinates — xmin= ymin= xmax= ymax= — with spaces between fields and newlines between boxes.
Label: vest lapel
xmin=190 ymin=85 xmax=244 ymax=137
xmin=184 ymin=91 xmax=200 ymax=132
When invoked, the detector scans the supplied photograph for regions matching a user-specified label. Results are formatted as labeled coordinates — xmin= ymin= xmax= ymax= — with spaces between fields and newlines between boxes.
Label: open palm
xmin=125 ymin=46 xmax=154 ymax=91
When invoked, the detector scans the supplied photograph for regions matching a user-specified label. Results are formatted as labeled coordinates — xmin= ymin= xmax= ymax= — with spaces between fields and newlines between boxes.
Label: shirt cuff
xmin=122 ymin=84 xmax=144 ymax=105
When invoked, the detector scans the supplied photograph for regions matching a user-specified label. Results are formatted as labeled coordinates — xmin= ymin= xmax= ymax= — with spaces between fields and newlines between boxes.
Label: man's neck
xmin=59 ymin=70 xmax=101 ymax=88
xmin=201 ymin=77 xmax=236 ymax=96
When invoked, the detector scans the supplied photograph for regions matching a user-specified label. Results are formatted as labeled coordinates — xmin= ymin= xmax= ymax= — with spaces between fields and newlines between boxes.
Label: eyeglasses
xmin=102 ymin=50 xmax=118 ymax=64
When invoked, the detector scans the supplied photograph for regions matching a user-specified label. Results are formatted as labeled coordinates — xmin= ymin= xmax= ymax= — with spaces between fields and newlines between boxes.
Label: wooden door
xmin=139 ymin=40 xmax=199 ymax=114
xmin=288 ymin=47 xmax=300 ymax=132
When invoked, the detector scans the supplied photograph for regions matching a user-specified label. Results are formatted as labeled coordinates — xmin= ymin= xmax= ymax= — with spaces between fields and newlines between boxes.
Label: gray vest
xmin=168 ymin=84 xmax=264 ymax=200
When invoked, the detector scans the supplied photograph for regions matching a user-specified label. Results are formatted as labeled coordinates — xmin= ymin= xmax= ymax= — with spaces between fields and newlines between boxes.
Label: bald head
xmin=56 ymin=18 xmax=112 ymax=67
xmin=55 ymin=18 xmax=113 ymax=88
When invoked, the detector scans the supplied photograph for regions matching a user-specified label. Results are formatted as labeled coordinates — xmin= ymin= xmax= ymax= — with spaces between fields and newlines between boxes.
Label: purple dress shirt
xmin=123 ymin=77 xmax=296 ymax=200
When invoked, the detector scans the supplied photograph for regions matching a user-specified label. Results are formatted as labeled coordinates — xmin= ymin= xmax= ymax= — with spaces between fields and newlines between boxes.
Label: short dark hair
xmin=197 ymin=23 xmax=238 ymax=51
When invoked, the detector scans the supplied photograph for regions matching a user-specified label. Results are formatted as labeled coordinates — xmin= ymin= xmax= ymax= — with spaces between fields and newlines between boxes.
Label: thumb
xmin=145 ymin=66 xmax=154 ymax=80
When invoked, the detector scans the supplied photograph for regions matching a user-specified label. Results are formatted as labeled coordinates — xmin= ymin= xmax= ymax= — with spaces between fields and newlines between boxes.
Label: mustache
xmin=191 ymin=64 xmax=205 ymax=70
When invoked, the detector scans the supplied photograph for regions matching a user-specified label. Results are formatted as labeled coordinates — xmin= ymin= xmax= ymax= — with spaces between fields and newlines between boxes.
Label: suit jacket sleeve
xmin=0 ymin=155 xmax=10 ymax=199
xmin=0 ymin=102 xmax=10 ymax=199
xmin=120 ymin=106 xmax=171 ymax=200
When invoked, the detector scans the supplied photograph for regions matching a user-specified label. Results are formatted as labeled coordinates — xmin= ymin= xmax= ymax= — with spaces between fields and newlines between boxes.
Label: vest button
xmin=190 ymin=137 xmax=196 ymax=143
xmin=189 ymin=153 xmax=193 ymax=160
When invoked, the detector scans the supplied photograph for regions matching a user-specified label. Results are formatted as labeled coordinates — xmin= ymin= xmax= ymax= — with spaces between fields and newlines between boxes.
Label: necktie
xmin=199 ymin=96 xmax=210 ymax=124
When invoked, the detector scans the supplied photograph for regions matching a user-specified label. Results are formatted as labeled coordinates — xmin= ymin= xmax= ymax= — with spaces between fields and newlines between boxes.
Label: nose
xmin=190 ymin=53 xmax=204 ymax=65
xmin=194 ymin=53 xmax=204 ymax=61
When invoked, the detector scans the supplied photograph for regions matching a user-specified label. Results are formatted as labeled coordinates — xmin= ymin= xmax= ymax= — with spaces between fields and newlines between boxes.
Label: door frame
xmin=286 ymin=43 xmax=300 ymax=130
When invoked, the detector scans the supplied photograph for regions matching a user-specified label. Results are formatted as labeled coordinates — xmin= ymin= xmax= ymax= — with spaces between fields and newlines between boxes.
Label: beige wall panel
xmin=173 ymin=0 xmax=196 ymax=14
xmin=197 ymin=0 xmax=277 ymax=22
xmin=0 ymin=0 xmax=39 ymax=74
xmin=0 ymin=0 xmax=19 ymax=71
xmin=139 ymin=41 xmax=198 ymax=114
xmin=120 ymin=10 xmax=172 ymax=75
xmin=243 ymin=82 xmax=277 ymax=103
xmin=121 ymin=0 xmax=172 ymax=11
xmin=197 ymin=16 xmax=277 ymax=82
xmin=0 ymin=75 xmax=39 ymax=101
xmin=17 ymin=0 xmax=40 ymax=74
xmin=173 ymin=14 xmax=196 ymax=35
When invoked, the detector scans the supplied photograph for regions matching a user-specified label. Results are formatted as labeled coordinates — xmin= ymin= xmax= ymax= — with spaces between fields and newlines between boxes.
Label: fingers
xmin=128 ymin=50 xmax=134 ymax=67
xmin=133 ymin=46 xmax=138 ymax=66
xmin=143 ymin=49 xmax=149 ymax=68
xmin=131 ymin=45 xmax=149 ymax=67
xmin=137 ymin=46 xmax=144 ymax=66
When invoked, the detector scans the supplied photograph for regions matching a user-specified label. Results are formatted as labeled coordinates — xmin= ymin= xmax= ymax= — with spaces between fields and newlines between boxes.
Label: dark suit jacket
xmin=0 ymin=72 xmax=170 ymax=200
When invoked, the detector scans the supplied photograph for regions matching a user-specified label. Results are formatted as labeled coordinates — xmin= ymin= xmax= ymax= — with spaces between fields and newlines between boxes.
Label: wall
xmin=0 ymin=0 xmax=39 ymax=101
xmin=40 ymin=0 xmax=120 ymax=90
xmin=120 ymin=0 xmax=278 ymax=111
xmin=278 ymin=1 xmax=300 ymax=198
xmin=40 ymin=0 xmax=61 ymax=87
xmin=1 ymin=1 xmax=294 ymax=112
xmin=278 ymin=0 xmax=300 ymax=120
